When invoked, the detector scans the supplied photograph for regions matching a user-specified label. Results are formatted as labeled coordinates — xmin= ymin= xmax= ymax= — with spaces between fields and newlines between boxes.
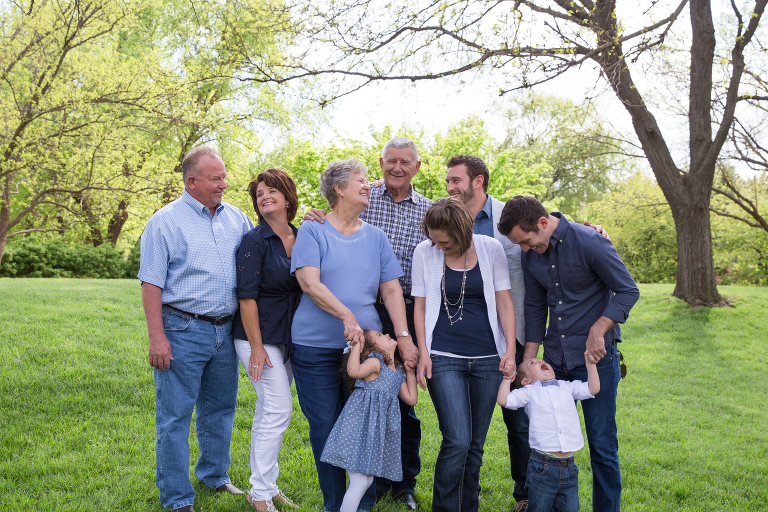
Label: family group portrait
xmin=1 ymin=1 xmax=766 ymax=512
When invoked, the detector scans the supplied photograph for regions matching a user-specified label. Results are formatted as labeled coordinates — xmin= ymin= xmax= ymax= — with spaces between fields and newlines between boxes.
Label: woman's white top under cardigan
xmin=411 ymin=234 xmax=513 ymax=358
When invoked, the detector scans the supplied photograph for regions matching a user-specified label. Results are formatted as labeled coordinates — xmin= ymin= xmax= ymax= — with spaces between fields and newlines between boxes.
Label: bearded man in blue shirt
xmin=138 ymin=146 xmax=253 ymax=512
xmin=498 ymin=195 xmax=639 ymax=512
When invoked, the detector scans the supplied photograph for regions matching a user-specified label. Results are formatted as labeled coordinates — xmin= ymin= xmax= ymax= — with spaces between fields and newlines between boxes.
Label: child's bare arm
xmin=347 ymin=344 xmax=381 ymax=380
xmin=585 ymin=350 xmax=600 ymax=396
xmin=399 ymin=366 xmax=418 ymax=406
xmin=497 ymin=375 xmax=513 ymax=407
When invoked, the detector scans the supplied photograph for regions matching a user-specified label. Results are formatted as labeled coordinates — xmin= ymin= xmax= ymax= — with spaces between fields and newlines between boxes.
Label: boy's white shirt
xmin=504 ymin=379 xmax=595 ymax=453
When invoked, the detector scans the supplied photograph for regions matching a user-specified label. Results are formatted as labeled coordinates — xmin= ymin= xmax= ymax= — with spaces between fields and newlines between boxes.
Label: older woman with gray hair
xmin=290 ymin=159 xmax=411 ymax=512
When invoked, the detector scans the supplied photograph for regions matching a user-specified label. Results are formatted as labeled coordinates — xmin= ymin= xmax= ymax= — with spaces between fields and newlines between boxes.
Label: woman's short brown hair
xmin=421 ymin=197 xmax=474 ymax=256
xmin=247 ymin=169 xmax=299 ymax=224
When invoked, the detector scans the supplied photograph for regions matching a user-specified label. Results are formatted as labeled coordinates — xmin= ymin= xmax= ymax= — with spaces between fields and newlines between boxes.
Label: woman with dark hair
xmin=412 ymin=197 xmax=518 ymax=512
xmin=233 ymin=169 xmax=302 ymax=512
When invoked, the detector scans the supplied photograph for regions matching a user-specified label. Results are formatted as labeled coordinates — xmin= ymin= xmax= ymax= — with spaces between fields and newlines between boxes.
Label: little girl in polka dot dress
xmin=321 ymin=330 xmax=418 ymax=512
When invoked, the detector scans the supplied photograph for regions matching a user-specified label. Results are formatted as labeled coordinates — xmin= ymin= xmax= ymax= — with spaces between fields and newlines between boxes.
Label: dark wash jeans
xmin=374 ymin=298 xmax=421 ymax=496
xmin=525 ymin=451 xmax=579 ymax=512
xmin=427 ymin=355 xmax=502 ymax=512
xmin=291 ymin=344 xmax=377 ymax=512
xmin=545 ymin=341 xmax=622 ymax=512
xmin=500 ymin=342 xmax=531 ymax=502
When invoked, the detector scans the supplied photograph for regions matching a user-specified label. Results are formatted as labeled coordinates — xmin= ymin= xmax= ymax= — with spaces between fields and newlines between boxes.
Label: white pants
xmin=234 ymin=340 xmax=293 ymax=501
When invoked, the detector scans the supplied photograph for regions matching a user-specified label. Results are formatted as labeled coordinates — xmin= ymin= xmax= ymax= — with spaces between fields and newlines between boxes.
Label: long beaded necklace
xmin=441 ymin=251 xmax=469 ymax=325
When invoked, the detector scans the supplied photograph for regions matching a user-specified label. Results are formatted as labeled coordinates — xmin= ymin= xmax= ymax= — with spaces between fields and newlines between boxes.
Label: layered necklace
xmin=441 ymin=251 xmax=469 ymax=325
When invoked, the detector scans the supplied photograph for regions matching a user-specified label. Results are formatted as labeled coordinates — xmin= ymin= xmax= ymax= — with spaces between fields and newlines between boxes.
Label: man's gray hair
xmin=381 ymin=137 xmax=419 ymax=162
xmin=181 ymin=146 xmax=222 ymax=182
xmin=320 ymin=159 xmax=368 ymax=208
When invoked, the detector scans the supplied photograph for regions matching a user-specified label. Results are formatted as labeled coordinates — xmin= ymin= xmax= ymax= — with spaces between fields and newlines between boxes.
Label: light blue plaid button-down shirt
xmin=138 ymin=189 xmax=254 ymax=316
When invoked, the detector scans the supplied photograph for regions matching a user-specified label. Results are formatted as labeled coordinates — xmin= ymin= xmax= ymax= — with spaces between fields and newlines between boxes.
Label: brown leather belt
xmin=163 ymin=304 xmax=234 ymax=326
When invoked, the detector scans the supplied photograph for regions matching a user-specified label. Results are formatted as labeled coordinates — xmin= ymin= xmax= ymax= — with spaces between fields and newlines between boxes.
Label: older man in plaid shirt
xmin=138 ymin=146 xmax=253 ymax=512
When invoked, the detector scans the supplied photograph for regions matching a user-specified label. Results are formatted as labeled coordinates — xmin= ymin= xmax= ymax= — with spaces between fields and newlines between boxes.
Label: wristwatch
xmin=396 ymin=330 xmax=411 ymax=339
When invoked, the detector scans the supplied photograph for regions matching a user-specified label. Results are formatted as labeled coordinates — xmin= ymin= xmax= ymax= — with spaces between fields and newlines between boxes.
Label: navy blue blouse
xmin=232 ymin=222 xmax=303 ymax=345
xmin=431 ymin=264 xmax=497 ymax=357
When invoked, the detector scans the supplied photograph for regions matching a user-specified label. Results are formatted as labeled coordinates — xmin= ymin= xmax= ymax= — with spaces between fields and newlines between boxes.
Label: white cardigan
xmin=411 ymin=234 xmax=512 ymax=357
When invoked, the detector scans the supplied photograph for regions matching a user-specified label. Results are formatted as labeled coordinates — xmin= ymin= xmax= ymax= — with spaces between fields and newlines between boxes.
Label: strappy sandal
xmin=272 ymin=490 xmax=299 ymax=509
xmin=246 ymin=494 xmax=277 ymax=512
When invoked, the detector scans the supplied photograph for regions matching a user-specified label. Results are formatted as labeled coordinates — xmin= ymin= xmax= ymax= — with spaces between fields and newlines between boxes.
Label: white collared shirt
xmin=504 ymin=379 xmax=594 ymax=453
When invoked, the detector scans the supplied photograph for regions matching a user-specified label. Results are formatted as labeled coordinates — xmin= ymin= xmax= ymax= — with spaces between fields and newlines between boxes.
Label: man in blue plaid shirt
xmin=138 ymin=146 xmax=253 ymax=512
xmin=305 ymin=137 xmax=429 ymax=510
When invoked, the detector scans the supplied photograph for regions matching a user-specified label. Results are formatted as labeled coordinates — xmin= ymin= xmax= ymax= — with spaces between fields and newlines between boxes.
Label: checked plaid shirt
xmin=360 ymin=184 xmax=432 ymax=296
xmin=138 ymin=190 xmax=253 ymax=316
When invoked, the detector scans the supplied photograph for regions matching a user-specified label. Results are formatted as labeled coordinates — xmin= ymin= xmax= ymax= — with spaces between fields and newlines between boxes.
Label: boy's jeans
xmin=545 ymin=341 xmax=622 ymax=512
xmin=525 ymin=451 xmax=579 ymax=512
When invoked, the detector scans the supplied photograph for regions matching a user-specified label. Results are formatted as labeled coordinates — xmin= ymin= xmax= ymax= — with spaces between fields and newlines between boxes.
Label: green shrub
xmin=123 ymin=240 xmax=141 ymax=279
xmin=0 ymin=239 xmax=129 ymax=278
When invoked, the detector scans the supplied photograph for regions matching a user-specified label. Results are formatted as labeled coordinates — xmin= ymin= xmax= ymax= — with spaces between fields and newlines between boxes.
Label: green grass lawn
xmin=0 ymin=280 xmax=766 ymax=511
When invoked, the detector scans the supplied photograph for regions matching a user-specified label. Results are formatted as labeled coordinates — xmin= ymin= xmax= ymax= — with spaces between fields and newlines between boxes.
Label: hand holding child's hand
xmin=499 ymin=351 xmax=517 ymax=379
xmin=585 ymin=349 xmax=598 ymax=365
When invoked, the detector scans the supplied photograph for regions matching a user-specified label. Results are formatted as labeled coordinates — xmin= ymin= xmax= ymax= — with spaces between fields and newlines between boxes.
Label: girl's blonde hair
xmin=341 ymin=330 xmax=396 ymax=391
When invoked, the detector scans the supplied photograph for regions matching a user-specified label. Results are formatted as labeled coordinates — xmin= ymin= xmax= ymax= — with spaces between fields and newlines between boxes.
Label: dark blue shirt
xmin=232 ymin=222 xmax=303 ymax=345
xmin=432 ymin=264 xmax=497 ymax=357
xmin=522 ymin=213 xmax=639 ymax=370
xmin=473 ymin=195 xmax=494 ymax=238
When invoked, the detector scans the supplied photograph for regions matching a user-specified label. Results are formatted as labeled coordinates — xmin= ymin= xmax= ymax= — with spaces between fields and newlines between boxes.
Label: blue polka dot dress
xmin=321 ymin=352 xmax=406 ymax=480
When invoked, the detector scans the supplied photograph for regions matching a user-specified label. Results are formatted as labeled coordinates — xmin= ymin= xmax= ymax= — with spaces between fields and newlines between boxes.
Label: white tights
xmin=340 ymin=471 xmax=374 ymax=512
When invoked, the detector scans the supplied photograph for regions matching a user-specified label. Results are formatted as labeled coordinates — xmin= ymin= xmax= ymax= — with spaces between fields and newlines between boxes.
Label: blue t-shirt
xmin=290 ymin=220 xmax=404 ymax=349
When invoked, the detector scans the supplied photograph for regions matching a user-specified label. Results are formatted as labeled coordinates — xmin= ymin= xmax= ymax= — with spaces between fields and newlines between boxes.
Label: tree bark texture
xmin=591 ymin=0 xmax=731 ymax=306
xmin=107 ymin=199 xmax=130 ymax=246
xmin=669 ymin=193 xmax=722 ymax=306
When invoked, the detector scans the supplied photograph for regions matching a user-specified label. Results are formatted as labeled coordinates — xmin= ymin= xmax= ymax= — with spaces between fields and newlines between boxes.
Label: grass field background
xmin=0 ymin=280 xmax=766 ymax=511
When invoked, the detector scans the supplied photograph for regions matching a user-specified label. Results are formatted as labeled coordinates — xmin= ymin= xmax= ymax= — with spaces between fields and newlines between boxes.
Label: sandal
xmin=246 ymin=494 xmax=277 ymax=512
xmin=272 ymin=490 xmax=299 ymax=509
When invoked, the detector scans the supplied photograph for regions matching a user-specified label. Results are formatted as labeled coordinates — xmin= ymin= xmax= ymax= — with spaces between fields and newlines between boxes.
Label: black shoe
xmin=398 ymin=492 xmax=417 ymax=510
xmin=171 ymin=506 xmax=196 ymax=512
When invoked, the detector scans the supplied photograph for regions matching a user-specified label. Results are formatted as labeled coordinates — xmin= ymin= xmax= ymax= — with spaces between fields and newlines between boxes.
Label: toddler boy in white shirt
xmin=497 ymin=352 xmax=600 ymax=512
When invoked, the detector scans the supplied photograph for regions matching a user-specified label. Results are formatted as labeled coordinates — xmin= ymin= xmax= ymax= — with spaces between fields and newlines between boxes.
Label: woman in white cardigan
xmin=413 ymin=197 xmax=517 ymax=512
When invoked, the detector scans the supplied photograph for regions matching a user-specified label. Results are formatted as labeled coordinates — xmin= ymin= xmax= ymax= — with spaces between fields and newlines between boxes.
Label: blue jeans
xmin=545 ymin=342 xmax=621 ymax=512
xmin=427 ymin=355 xmax=503 ymax=512
xmin=375 ymin=298 xmax=421 ymax=496
xmin=525 ymin=451 xmax=579 ymax=512
xmin=500 ymin=342 xmax=530 ymax=502
xmin=291 ymin=344 xmax=376 ymax=512
xmin=155 ymin=308 xmax=239 ymax=510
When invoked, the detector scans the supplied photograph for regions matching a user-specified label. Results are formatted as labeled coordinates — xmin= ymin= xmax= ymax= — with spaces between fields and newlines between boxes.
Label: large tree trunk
xmin=668 ymin=180 xmax=726 ymax=305
xmin=107 ymin=199 xmax=129 ymax=246
xmin=73 ymin=192 xmax=104 ymax=247
xmin=0 ymin=222 xmax=7 ymax=265
xmin=592 ymin=0 xmax=725 ymax=306
xmin=0 ymin=175 xmax=10 ymax=265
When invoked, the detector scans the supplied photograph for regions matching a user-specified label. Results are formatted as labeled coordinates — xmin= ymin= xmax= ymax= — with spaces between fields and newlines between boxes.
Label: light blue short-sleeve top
xmin=290 ymin=220 xmax=404 ymax=349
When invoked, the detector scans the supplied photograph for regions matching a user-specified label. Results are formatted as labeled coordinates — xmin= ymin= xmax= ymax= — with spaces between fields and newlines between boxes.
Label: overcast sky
xmin=317 ymin=1 xmax=715 ymax=173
